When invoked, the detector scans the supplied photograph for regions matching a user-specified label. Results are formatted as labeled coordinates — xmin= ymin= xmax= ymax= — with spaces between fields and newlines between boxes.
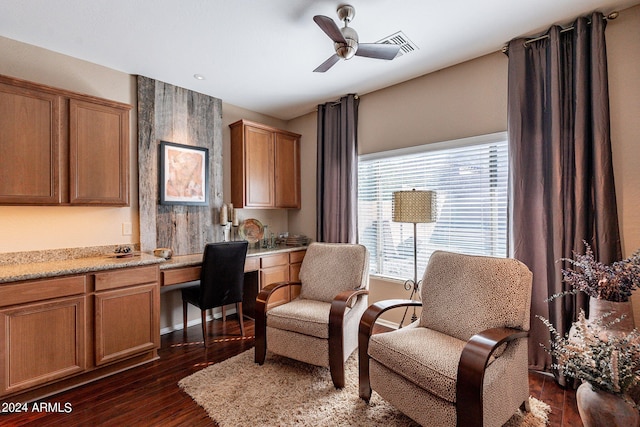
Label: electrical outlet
xmin=122 ymin=222 xmax=132 ymax=236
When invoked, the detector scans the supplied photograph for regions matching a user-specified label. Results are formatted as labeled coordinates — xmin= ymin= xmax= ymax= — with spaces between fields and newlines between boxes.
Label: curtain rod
xmin=501 ymin=11 xmax=619 ymax=54
xmin=315 ymin=94 xmax=359 ymax=110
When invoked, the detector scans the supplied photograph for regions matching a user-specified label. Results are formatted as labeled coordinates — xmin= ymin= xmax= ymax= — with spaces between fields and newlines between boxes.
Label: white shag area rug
xmin=178 ymin=350 xmax=550 ymax=427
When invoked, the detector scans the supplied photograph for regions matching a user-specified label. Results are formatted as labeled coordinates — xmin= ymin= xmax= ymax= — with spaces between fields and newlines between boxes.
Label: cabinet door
xmin=94 ymin=283 xmax=159 ymax=366
xmin=244 ymin=125 xmax=275 ymax=207
xmin=261 ymin=264 xmax=289 ymax=310
xmin=0 ymin=296 xmax=86 ymax=394
xmin=69 ymin=99 xmax=129 ymax=205
xmin=289 ymin=250 xmax=305 ymax=300
xmin=275 ymin=132 xmax=300 ymax=208
xmin=0 ymin=82 xmax=62 ymax=204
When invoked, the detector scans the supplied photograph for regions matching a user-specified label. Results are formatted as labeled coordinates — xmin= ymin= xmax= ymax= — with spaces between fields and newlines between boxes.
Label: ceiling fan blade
xmin=355 ymin=43 xmax=401 ymax=60
xmin=313 ymin=15 xmax=346 ymax=44
xmin=313 ymin=54 xmax=341 ymax=73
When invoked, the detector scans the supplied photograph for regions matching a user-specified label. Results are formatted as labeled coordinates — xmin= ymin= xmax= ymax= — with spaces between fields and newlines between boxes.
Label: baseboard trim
xmin=160 ymin=308 xmax=238 ymax=335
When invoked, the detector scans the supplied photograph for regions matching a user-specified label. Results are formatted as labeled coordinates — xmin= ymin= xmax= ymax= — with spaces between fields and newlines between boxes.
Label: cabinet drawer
xmin=161 ymin=267 xmax=201 ymax=286
xmin=289 ymin=250 xmax=306 ymax=264
xmin=244 ymin=257 xmax=260 ymax=272
xmin=94 ymin=265 xmax=158 ymax=291
xmin=260 ymin=253 xmax=288 ymax=268
xmin=0 ymin=276 xmax=86 ymax=308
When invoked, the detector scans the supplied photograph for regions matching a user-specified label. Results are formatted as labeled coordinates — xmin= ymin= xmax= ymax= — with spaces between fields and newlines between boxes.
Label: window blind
xmin=358 ymin=133 xmax=509 ymax=280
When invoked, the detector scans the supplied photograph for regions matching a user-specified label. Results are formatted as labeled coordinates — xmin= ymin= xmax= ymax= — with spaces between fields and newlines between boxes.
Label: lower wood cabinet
xmin=0 ymin=295 xmax=86 ymax=394
xmin=260 ymin=253 xmax=290 ymax=310
xmin=94 ymin=283 xmax=159 ymax=366
xmin=258 ymin=250 xmax=306 ymax=310
xmin=0 ymin=265 xmax=160 ymax=400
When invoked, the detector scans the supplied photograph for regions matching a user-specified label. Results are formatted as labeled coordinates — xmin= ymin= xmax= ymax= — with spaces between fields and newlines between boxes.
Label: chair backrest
xmin=198 ymin=241 xmax=248 ymax=309
xmin=298 ymin=242 xmax=370 ymax=303
xmin=419 ymin=250 xmax=533 ymax=342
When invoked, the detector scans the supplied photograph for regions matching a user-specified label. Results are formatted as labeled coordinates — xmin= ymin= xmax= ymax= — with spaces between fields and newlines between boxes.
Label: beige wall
xmin=0 ymin=36 xmax=139 ymax=253
xmin=287 ymin=5 xmax=640 ymax=325
xmin=606 ymin=6 xmax=640 ymax=322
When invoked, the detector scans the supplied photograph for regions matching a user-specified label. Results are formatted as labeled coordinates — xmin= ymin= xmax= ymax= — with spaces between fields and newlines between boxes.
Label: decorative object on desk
xmin=392 ymin=189 xmax=436 ymax=326
xmin=178 ymin=350 xmax=550 ymax=427
xmin=238 ymin=218 xmax=264 ymax=244
xmin=539 ymin=310 xmax=640 ymax=427
xmin=113 ymin=245 xmax=134 ymax=258
xmin=285 ymin=234 xmax=309 ymax=246
xmin=231 ymin=207 xmax=239 ymax=227
xmin=159 ymin=141 xmax=208 ymax=206
xmin=219 ymin=203 xmax=228 ymax=225
xmin=153 ymin=247 xmax=173 ymax=259
xmin=261 ymin=225 xmax=269 ymax=248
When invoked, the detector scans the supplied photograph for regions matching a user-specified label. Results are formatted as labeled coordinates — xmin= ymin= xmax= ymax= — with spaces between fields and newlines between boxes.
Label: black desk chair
xmin=181 ymin=241 xmax=248 ymax=346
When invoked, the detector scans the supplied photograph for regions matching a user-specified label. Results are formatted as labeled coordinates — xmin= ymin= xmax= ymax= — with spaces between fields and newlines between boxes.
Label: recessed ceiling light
xmin=193 ymin=74 xmax=206 ymax=80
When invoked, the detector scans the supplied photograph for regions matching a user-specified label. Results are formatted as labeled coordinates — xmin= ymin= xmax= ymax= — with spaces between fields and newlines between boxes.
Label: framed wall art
xmin=159 ymin=141 xmax=209 ymax=206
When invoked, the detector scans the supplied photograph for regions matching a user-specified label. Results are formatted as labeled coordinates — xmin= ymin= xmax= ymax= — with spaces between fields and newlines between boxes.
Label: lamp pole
xmin=399 ymin=221 xmax=420 ymax=327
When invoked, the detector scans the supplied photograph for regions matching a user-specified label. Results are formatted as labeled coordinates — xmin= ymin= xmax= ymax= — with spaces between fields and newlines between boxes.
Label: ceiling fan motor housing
xmin=335 ymin=26 xmax=358 ymax=59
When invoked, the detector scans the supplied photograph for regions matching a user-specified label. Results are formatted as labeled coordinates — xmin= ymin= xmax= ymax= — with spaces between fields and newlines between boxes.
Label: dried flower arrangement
xmin=539 ymin=310 xmax=640 ymax=407
xmin=553 ymin=242 xmax=640 ymax=302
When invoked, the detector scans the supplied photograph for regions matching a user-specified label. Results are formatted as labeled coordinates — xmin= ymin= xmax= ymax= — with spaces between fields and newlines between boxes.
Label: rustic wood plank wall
xmin=137 ymin=76 xmax=223 ymax=255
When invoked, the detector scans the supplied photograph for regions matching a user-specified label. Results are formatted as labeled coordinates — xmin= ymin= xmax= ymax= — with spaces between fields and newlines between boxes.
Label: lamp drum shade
xmin=392 ymin=190 xmax=435 ymax=223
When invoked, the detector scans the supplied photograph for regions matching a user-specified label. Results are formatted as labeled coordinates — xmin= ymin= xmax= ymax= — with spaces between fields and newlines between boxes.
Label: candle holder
xmin=221 ymin=222 xmax=231 ymax=242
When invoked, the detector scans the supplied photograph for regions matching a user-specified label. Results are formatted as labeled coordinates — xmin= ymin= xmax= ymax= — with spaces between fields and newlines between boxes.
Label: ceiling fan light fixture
xmin=335 ymin=26 xmax=358 ymax=59
xmin=312 ymin=4 xmax=400 ymax=72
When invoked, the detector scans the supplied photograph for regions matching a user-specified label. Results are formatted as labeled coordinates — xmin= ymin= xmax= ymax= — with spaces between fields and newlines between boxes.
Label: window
xmin=358 ymin=132 xmax=508 ymax=280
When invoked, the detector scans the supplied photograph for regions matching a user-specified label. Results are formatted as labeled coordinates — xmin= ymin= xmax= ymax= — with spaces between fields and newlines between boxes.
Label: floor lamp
xmin=392 ymin=189 xmax=436 ymax=327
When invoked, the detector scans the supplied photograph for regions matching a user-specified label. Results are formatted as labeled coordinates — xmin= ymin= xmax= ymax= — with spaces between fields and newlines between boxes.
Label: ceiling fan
xmin=313 ymin=4 xmax=401 ymax=72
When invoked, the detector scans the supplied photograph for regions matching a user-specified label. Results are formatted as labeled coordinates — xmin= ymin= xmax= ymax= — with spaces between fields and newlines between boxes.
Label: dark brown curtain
xmin=507 ymin=13 xmax=622 ymax=381
xmin=316 ymin=94 xmax=359 ymax=243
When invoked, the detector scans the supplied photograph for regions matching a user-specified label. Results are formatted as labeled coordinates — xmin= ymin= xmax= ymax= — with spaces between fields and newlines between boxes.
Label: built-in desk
xmin=160 ymin=245 xmax=307 ymax=317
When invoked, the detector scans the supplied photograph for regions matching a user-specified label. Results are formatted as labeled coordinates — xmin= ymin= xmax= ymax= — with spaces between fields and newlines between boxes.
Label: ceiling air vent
xmin=376 ymin=31 xmax=418 ymax=57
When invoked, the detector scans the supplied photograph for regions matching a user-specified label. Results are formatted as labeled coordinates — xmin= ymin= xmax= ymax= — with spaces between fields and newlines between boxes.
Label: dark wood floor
xmin=1 ymin=317 xmax=583 ymax=426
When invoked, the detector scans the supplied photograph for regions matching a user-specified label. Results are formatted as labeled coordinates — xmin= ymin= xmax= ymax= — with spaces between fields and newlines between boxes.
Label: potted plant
xmin=554 ymin=243 xmax=640 ymax=333
xmin=540 ymin=311 xmax=640 ymax=426
xmin=541 ymin=243 xmax=640 ymax=426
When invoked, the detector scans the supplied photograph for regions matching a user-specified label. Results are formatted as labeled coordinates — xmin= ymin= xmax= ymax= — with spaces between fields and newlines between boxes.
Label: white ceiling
xmin=1 ymin=0 xmax=638 ymax=120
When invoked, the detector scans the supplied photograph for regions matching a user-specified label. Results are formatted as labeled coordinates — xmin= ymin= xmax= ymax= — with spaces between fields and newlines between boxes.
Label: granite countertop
xmin=0 ymin=245 xmax=308 ymax=284
xmin=160 ymin=245 xmax=308 ymax=269
xmin=0 ymin=253 xmax=164 ymax=284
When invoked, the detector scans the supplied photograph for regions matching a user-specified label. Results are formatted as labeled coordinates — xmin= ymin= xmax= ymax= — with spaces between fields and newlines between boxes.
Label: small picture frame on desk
xmin=159 ymin=141 xmax=209 ymax=206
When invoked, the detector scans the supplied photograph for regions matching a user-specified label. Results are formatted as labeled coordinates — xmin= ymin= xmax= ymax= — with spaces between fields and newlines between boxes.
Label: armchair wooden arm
xmin=328 ymin=288 xmax=369 ymax=388
xmin=358 ymin=299 xmax=422 ymax=401
xmin=254 ymin=281 xmax=302 ymax=364
xmin=456 ymin=327 xmax=529 ymax=427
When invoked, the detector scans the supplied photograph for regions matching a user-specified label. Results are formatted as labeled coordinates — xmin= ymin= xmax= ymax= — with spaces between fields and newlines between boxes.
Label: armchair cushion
xmin=419 ymin=251 xmax=532 ymax=342
xmin=299 ymin=243 xmax=369 ymax=303
xmin=267 ymin=299 xmax=336 ymax=339
xmin=369 ymin=325 xmax=465 ymax=402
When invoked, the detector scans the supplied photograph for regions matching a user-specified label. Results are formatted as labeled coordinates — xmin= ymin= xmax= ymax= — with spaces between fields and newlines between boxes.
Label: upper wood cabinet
xmin=0 ymin=81 xmax=62 ymax=204
xmin=230 ymin=120 xmax=301 ymax=209
xmin=0 ymin=74 xmax=131 ymax=206
xmin=69 ymin=99 xmax=129 ymax=205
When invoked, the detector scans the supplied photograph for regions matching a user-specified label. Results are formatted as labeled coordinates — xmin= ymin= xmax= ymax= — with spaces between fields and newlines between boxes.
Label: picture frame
xmin=159 ymin=141 xmax=209 ymax=206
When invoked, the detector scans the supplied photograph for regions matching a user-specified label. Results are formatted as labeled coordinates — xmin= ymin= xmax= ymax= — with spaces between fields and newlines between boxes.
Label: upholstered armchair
xmin=359 ymin=251 xmax=533 ymax=427
xmin=255 ymin=242 xmax=369 ymax=388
